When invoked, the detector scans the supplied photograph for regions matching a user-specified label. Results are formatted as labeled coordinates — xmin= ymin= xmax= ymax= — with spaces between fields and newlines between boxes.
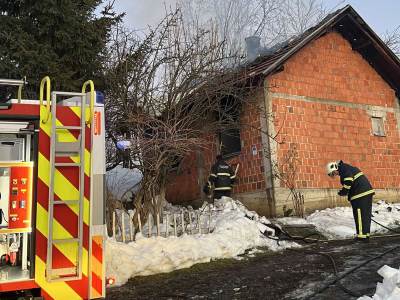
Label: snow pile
xmin=358 ymin=265 xmax=400 ymax=300
xmin=106 ymin=165 xmax=142 ymax=201
xmin=279 ymin=200 xmax=400 ymax=239
xmin=106 ymin=197 xmax=297 ymax=286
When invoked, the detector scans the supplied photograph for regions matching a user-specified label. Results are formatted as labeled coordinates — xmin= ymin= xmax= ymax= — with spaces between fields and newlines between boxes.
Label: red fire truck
xmin=0 ymin=77 xmax=106 ymax=299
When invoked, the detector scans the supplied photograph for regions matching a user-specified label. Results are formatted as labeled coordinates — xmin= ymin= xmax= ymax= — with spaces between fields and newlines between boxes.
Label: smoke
xmin=114 ymin=0 xmax=178 ymax=30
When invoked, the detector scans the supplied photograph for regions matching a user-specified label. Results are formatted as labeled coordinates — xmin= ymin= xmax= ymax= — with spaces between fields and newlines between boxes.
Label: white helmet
xmin=326 ymin=161 xmax=338 ymax=175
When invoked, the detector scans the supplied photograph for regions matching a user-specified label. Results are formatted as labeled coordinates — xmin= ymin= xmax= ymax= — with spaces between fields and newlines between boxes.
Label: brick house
xmin=166 ymin=5 xmax=400 ymax=217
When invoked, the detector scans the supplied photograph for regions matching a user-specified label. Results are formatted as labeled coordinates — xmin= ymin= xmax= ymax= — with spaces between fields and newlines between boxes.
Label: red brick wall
xmin=166 ymin=151 xmax=201 ymax=204
xmin=166 ymin=91 xmax=266 ymax=203
xmin=269 ymin=31 xmax=400 ymax=190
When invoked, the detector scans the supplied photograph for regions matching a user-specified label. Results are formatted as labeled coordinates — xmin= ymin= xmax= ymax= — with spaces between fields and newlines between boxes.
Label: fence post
xmin=138 ymin=212 xmax=142 ymax=233
xmin=129 ymin=212 xmax=134 ymax=241
xmin=148 ymin=213 xmax=152 ymax=237
xmin=197 ymin=212 xmax=201 ymax=234
xmin=181 ymin=211 xmax=185 ymax=234
xmin=208 ymin=205 xmax=212 ymax=233
xmin=165 ymin=213 xmax=169 ymax=237
xmin=121 ymin=211 xmax=126 ymax=243
xmin=112 ymin=211 xmax=116 ymax=239
xmin=189 ymin=211 xmax=193 ymax=234
xmin=173 ymin=214 xmax=177 ymax=236
xmin=156 ymin=213 xmax=160 ymax=237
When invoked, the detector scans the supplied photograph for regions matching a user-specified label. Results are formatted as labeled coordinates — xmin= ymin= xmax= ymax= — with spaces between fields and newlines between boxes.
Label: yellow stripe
xmin=343 ymin=185 xmax=351 ymax=189
xmin=91 ymin=255 xmax=102 ymax=279
xmin=210 ymin=174 xmax=217 ymax=177
xmin=91 ymin=288 xmax=102 ymax=299
xmin=216 ymin=173 xmax=231 ymax=176
xmin=344 ymin=177 xmax=354 ymax=181
xmin=36 ymin=204 xmax=89 ymax=277
xmin=35 ymin=257 xmax=82 ymax=300
xmin=350 ymin=189 xmax=374 ymax=201
xmin=40 ymin=107 xmax=91 ymax=177
xmin=38 ymin=153 xmax=90 ymax=226
xmin=357 ymin=208 xmax=363 ymax=236
xmin=354 ymin=172 xmax=363 ymax=180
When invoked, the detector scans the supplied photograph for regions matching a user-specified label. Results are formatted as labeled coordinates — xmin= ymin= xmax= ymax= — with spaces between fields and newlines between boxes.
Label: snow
xmin=279 ymin=200 xmax=400 ymax=239
xmin=106 ymin=197 xmax=298 ymax=286
xmin=106 ymin=198 xmax=400 ymax=287
xmin=106 ymin=165 xmax=142 ymax=201
xmin=358 ymin=265 xmax=400 ymax=300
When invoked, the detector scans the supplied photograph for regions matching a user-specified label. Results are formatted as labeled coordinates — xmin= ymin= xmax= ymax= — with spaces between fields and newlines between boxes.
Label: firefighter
xmin=326 ymin=160 xmax=375 ymax=242
xmin=204 ymin=155 xmax=236 ymax=201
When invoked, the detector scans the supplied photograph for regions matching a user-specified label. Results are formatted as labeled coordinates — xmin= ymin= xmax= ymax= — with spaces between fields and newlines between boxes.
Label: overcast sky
xmin=111 ymin=0 xmax=399 ymax=36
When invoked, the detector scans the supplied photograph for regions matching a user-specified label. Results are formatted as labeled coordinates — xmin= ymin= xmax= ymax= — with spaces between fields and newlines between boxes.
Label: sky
xmin=111 ymin=0 xmax=399 ymax=37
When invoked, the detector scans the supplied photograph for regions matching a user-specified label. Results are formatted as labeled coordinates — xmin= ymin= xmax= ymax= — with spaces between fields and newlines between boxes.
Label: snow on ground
xmin=358 ymin=265 xmax=400 ymax=300
xmin=279 ymin=200 xmax=400 ymax=239
xmin=106 ymin=197 xmax=298 ymax=286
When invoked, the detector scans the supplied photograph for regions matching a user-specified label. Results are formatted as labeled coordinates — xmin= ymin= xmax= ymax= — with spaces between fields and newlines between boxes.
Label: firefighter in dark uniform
xmin=203 ymin=155 xmax=236 ymax=200
xmin=326 ymin=160 xmax=375 ymax=242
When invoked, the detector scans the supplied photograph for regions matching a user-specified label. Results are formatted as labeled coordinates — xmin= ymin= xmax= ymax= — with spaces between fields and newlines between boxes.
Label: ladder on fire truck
xmin=42 ymin=78 xmax=94 ymax=282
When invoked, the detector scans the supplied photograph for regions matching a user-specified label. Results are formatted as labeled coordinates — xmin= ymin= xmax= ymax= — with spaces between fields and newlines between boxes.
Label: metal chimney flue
xmin=245 ymin=36 xmax=261 ymax=62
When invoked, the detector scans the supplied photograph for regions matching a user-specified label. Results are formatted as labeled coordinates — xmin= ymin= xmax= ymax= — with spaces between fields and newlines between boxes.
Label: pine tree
xmin=0 ymin=0 xmax=122 ymax=98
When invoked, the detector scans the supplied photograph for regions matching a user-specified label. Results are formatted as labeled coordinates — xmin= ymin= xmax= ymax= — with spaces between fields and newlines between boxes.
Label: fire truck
xmin=0 ymin=77 xmax=106 ymax=299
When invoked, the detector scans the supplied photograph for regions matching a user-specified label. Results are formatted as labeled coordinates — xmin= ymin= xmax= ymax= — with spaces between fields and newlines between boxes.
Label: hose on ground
xmin=303 ymin=244 xmax=400 ymax=300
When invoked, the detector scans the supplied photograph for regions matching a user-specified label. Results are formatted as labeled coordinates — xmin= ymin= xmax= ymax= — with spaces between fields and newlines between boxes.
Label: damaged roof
xmin=244 ymin=5 xmax=400 ymax=97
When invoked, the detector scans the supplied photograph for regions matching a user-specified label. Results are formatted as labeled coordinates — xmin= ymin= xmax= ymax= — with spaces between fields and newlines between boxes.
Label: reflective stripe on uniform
xmin=357 ymin=208 xmax=363 ymax=237
xmin=214 ymin=186 xmax=232 ymax=191
xmin=216 ymin=173 xmax=231 ymax=176
xmin=344 ymin=177 xmax=354 ymax=182
xmin=354 ymin=172 xmax=363 ymax=180
xmin=210 ymin=174 xmax=217 ymax=177
xmin=350 ymin=189 xmax=375 ymax=201
xmin=343 ymin=185 xmax=351 ymax=189
xmin=230 ymin=175 xmax=236 ymax=179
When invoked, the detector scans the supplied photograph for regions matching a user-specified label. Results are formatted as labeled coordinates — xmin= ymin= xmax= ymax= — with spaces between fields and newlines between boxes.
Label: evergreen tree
xmin=0 ymin=0 xmax=122 ymax=98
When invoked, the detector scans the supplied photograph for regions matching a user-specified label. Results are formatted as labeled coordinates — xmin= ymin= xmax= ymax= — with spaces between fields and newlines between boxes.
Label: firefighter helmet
xmin=326 ymin=161 xmax=338 ymax=176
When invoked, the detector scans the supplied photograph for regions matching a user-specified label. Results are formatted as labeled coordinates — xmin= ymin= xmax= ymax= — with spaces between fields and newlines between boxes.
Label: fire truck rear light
xmin=106 ymin=277 xmax=115 ymax=286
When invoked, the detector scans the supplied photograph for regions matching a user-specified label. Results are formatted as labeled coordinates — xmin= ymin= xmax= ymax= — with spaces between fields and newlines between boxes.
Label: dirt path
xmin=106 ymin=236 xmax=400 ymax=300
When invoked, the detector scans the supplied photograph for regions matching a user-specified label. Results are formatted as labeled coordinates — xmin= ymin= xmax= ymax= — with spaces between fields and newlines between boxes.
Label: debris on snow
xmin=106 ymin=197 xmax=298 ymax=286
xmin=358 ymin=265 xmax=400 ymax=300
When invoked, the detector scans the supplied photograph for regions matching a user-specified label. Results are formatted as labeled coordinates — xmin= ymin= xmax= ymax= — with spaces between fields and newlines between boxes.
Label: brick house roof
xmin=243 ymin=5 xmax=400 ymax=97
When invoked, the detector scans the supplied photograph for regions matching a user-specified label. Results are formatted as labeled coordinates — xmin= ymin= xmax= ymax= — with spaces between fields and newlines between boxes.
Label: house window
xmin=371 ymin=117 xmax=385 ymax=137
xmin=217 ymin=96 xmax=241 ymax=157
xmin=220 ymin=128 xmax=241 ymax=156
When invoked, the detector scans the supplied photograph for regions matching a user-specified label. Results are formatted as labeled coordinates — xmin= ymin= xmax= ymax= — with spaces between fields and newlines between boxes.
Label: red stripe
xmin=92 ymin=239 xmax=103 ymax=263
xmin=39 ymin=128 xmax=91 ymax=200
xmin=0 ymin=103 xmax=39 ymax=117
xmin=53 ymin=106 xmax=91 ymax=151
xmin=40 ymin=289 xmax=54 ymax=300
xmin=36 ymin=231 xmax=74 ymax=269
xmin=36 ymin=178 xmax=89 ymax=250
xmin=0 ymin=280 xmax=39 ymax=292
xmin=36 ymin=231 xmax=89 ymax=298
xmin=92 ymin=272 xmax=103 ymax=295
xmin=39 ymin=129 xmax=51 ymax=159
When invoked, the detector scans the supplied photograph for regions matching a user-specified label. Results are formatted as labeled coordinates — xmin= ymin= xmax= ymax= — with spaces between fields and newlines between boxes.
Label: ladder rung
xmin=53 ymin=238 xmax=79 ymax=244
xmin=54 ymin=162 xmax=81 ymax=167
xmin=53 ymin=91 xmax=85 ymax=97
xmin=54 ymin=200 xmax=79 ymax=205
xmin=56 ymin=126 xmax=82 ymax=130
xmin=49 ymin=267 xmax=77 ymax=277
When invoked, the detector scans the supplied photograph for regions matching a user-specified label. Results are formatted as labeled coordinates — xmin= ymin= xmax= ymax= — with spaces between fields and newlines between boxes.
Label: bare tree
xmin=384 ymin=25 xmax=400 ymax=57
xmin=104 ymin=9 xmax=246 ymax=231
